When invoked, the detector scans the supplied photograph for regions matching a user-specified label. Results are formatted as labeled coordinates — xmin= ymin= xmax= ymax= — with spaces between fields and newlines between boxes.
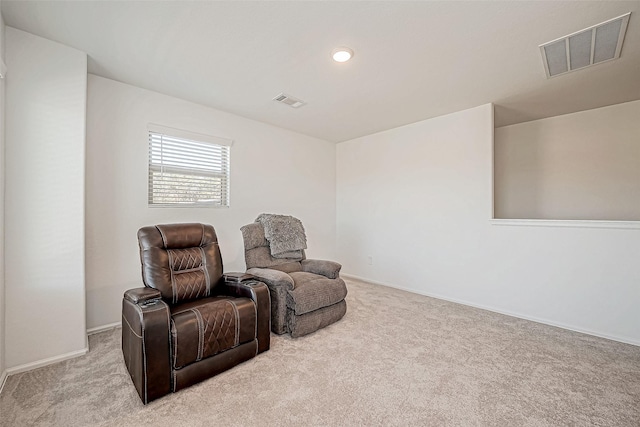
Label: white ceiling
xmin=2 ymin=1 xmax=640 ymax=143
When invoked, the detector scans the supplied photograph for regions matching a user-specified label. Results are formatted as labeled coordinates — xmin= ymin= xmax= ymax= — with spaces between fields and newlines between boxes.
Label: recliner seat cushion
xmin=170 ymin=296 xmax=256 ymax=369
xmin=287 ymin=272 xmax=347 ymax=316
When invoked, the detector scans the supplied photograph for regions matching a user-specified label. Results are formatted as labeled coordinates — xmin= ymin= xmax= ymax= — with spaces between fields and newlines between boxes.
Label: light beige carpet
xmin=1 ymin=278 xmax=639 ymax=426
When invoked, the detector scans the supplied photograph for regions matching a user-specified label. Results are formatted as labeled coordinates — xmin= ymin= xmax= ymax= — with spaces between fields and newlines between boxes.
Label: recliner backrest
xmin=241 ymin=222 xmax=304 ymax=272
xmin=138 ymin=223 xmax=223 ymax=304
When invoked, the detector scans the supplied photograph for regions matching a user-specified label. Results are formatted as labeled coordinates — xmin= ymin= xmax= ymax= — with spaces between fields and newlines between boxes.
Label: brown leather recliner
xmin=122 ymin=223 xmax=270 ymax=404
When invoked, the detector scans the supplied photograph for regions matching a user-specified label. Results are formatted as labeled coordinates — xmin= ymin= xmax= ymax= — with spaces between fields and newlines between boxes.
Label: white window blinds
xmin=148 ymin=125 xmax=231 ymax=207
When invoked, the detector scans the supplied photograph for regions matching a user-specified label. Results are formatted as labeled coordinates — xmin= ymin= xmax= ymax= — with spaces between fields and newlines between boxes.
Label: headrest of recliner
xmin=137 ymin=223 xmax=223 ymax=303
xmin=138 ymin=223 xmax=217 ymax=250
xmin=240 ymin=222 xmax=269 ymax=250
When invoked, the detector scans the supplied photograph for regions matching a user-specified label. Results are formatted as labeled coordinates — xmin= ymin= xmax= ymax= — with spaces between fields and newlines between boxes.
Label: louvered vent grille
xmin=540 ymin=13 xmax=630 ymax=78
xmin=272 ymin=93 xmax=306 ymax=108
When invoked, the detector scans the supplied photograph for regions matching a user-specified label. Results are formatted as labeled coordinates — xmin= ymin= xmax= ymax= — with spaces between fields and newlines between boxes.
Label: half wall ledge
xmin=490 ymin=219 xmax=640 ymax=230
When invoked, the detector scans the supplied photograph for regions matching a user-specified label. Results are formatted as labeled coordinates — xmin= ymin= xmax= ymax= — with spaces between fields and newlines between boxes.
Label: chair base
xmin=287 ymin=300 xmax=347 ymax=338
xmin=173 ymin=339 xmax=258 ymax=392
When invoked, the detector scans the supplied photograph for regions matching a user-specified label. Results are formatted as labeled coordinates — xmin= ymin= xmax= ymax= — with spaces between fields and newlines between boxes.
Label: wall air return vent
xmin=540 ymin=12 xmax=630 ymax=78
xmin=273 ymin=93 xmax=306 ymax=108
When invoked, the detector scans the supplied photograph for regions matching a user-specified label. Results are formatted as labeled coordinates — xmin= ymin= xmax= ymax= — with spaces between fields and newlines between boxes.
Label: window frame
xmin=147 ymin=124 xmax=232 ymax=208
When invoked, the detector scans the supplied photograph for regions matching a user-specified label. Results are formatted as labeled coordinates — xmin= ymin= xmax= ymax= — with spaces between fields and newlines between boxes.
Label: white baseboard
xmin=0 ymin=323 xmax=121 ymax=390
xmin=5 ymin=347 xmax=89 ymax=376
xmin=0 ymin=369 xmax=7 ymax=395
xmin=87 ymin=321 xmax=121 ymax=335
xmin=342 ymin=273 xmax=640 ymax=347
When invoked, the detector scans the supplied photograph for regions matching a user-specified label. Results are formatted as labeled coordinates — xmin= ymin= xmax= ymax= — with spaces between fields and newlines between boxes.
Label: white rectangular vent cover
xmin=273 ymin=93 xmax=305 ymax=108
xmin=540 ymin=12 xmax=630 ymax=78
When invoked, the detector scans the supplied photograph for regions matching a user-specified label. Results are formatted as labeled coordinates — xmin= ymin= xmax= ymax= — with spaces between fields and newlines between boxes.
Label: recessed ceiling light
xmin=331 ymin=47 xmax=354 ymax=63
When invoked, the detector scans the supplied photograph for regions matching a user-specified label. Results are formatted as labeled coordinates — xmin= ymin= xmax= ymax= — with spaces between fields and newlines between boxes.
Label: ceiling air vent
xmin=540 ymin=12 xmax=631 ymax=78
xmin=273 ymin=93 xmax=306 ymax=108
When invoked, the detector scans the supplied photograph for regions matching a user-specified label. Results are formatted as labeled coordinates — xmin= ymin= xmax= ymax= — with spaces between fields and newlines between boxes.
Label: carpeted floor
xmin=1 ymin=278 xmax=639 ymax=426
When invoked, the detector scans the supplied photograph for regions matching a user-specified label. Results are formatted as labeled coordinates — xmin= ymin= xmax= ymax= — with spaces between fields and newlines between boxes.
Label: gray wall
xmin=338 ymin=103 xmax=640 ymax=346
xmin=4 ymin=28 xmax=87 ymax=369
xmin=494 ymin=100 xmax=640 ymax=220
xmin=85 ymin=75 xmax=337 ymax=330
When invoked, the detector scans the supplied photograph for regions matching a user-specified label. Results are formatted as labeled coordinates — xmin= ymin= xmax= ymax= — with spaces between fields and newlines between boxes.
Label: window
xmin=148 ymin=125 xmax=231 ymax=207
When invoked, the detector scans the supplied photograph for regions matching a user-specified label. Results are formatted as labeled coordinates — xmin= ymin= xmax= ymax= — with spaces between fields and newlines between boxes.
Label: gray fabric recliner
xmin=241 ymin=222 xmax=347 ymax=337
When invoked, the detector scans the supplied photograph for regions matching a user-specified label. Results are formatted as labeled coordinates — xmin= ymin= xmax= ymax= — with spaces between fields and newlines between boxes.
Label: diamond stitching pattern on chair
xmin=174 ymin=270 xmax=208 ymax=302
xmin=197 ymin=300 xmax=238 ymax=358
xmin=168 ymin=248 xmax=202 ymax=271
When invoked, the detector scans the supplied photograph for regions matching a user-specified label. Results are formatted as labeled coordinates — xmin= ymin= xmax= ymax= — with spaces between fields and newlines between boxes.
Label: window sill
xmin=490 ymin=218 xmax=640 ymax=230
xmin=149 ymin=204 xmax=230 ymax=209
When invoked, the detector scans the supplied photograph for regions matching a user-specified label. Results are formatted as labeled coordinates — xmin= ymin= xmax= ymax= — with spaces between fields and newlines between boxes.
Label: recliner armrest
xmin=301 ymin=259 xmax=342 ymax=279
xmin=246 ymin=268 xmax=295 ymax=291
xmin=223 ymin=272 xmax=256 ymax=283
xmin=122 ymin=290 xmax=171 ymax=404
xmin=124 ymin=287 xmax=162 ymax=305
xmin=222 ymin=273 xmax=271 ymax=354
